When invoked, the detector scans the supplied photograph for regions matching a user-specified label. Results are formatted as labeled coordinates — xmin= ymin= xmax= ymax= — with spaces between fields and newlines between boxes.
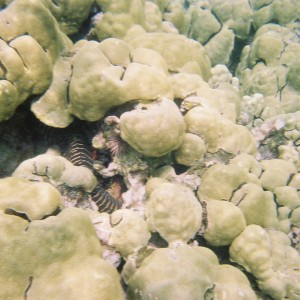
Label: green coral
xmin=197 ymin=163 xmax=260 ymax=202
xmin=0 ymin=0 xmax=71 ymax=121
xmin=44 ymin=0 xmax=94 ymax=35
xmin=67 ymin=39 xmax=174 ymax=122
xmin=1 ymin=0 xmax=300 ymax=299
xmin=260 ymin=159 xmax=297 ymax=191
xmin=203 ymin=200 xmax=246 ymax=247
xmin=0 ymin=177 xmax=63 ymax=220
xmin=252 ymin=0 xmax=300 ymax=29
xmin=174 ymin=133 xmax=206 ymax=166
xmin=184 ymin=106 xmax=256 ymax=154
xmin=109 ymin=209 xmax=151 ymax=258
xmin=274 ymin=186 xmax=300 ymax=232
xmin=146 ymin=180 xmax=202 ymax=244
xmin=230 ymin=224 xmax=300 ymax=300
xmin=120 ymin=99 xmax=185 ymax=157
xmin=12 ymin=153 xmax=97 ymax=192
xmin=212 ymin=264 xmax=257 ymax=300
xmin=127 ymin=30 xmax=212 ymax=80
xmin=236 ymin=23 xmax=300 ymax=119
xmin=126 ymin=243 xmax=257 ymax=300
xmin=0 ymin=207 xmax=122 ymax=300
xmin=94 ymin=0 xmax=146 ymax=40
xmin=31 ymin=58 xmax=73 ymax=128
xmin=126 ymin=245 xmax=215 ymax=300
xmin=231 ymin=183 xmax=278 ymax=229
xmin=197 ymin=161 xmax=282 ymax=232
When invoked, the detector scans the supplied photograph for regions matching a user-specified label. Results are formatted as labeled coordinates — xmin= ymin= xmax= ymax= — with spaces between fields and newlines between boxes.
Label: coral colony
xmin=0 ymin=0 xmax=300 ymax=299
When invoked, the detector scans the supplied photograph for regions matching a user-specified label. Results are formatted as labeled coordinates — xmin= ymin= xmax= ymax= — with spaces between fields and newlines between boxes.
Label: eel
xmin=44 ymin=119 xmax=122 ymax=213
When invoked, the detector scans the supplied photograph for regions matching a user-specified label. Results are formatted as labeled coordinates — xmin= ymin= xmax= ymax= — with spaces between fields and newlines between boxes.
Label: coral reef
xmin=1 ymin=0 xmax=300 ymax=299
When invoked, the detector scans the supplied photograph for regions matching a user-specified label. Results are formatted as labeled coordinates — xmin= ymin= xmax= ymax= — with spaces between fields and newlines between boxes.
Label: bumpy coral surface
xmin=1 ymin=0 xmax=300 ymax=299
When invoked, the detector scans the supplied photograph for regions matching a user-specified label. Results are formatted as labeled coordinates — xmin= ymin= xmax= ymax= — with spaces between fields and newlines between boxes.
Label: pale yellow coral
xmin=0 ymin=177 xmax=63 ymax=220
xmin=146 ymin=181 xmax=202 ymax=243
xmin=120 ymin=99 xmax=185 ymax=157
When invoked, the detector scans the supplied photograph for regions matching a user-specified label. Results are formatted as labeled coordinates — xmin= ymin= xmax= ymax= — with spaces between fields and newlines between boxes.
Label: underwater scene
xmin=0 ymin=0 xmax=300 ymax=299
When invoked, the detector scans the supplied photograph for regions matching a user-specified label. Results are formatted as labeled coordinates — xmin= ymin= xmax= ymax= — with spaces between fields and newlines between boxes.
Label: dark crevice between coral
xmin=41 ymin=206 xmax=62 ymax=219
xmin=66 ymin=65 xmax=73 ymax=105
xmin=248 ymin=0 xmax=274 ymax=11
xmin=51 ymin=0 xmax=59 ymax=8
xmin=119 ymin=66 xmax=126 ymax=81
xmin=204 ymin=285 xmax=215 ymax=300
xmin=148 ymin=232 xmax=168 ymax=248
xmin=276 ymin=79 xmax=287 ymax=103
xmin=0 ymin=59 xmax=8 ymax=78
xmin=183 ymin=0 xmax=190 ymax=10
xmin=230 ymin=25 xmax=256 ymax=74
xmin=5 ymin=208 xmax=31 ymax=222
xmin=200 ymin=13 xmax=223 ymax=47
xmin=24 ymin=276 xmax=33 ymax=300
xmin=195 ymin=235 xmax=232 ymax=265
xmin=0 ymin=100 xmax=59 ymax=176
xmin=7 ymin=33 xmax=30 ymax=44
xmin=251 ymin=115 xmax=264 ymax=127
xmin=234 ymin=193 xmax=247 ymax=207
xmin=200 ymin=200 xmax=208 ymax=232
xmin=286 ymin=173 xmax=296 ymax=186
xmin=250 ymin=58 xmax=267 ymax=70
xmin=294 ymin=138 xmax=300 ymax=147
xmin=68 ymin=3 xmax=99 ymax=43
xmin=257 ymin=128 xmax=289 ymax=160
xmin=172 ymin=162 xmax=189 ymax=175
xmin=9 ymin=44 xmax=28 ymax=69
xmin=228 ymin=182 xmax=248 ymax=203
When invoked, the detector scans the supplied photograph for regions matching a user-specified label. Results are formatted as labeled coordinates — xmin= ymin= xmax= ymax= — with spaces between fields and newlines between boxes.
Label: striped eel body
xmin=47 ymin=121 xmax=121 ymax=213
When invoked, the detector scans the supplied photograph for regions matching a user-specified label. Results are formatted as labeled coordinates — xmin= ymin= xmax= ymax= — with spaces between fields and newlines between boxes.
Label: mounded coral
xmin=0 ymin=169 xmax=122 ymax=299
xmin=251 ymin=0 xmax=300 ymax=29
xmin=260 ymin=159 xmax=298 ymax=191
xmin=0 ymin=177 xmax=63 ymax=220
xmin=203 ymin=200 xmax=246 ymax=246
xmin=230 ymin=225 xmax=300 ymax=300
xmin=0 ymin=207 xmax=122 ymax=300
xmin=174 ymin=133 xmax=207 ymax=166
xmin=12 ymin=153 xmax=97 ymax=192
xmin=212 ymin=264 xmax=257 ymax=300
xmin=126 ymin=244 xmax=257 ymax=300
xmin=236 ymin=23 xmax=300 ymax=120
xmin=231 ymin=183 xmax=278 ymax=229
xmin=184 ymin=106 xmax=256 ymax=154
xmin=94 ymin=0 xmax=146 ymax=40
xmin=126 ymin=245 xmax=216 ymax=300
xmin=1 ymin=0 xmax=300 ymax=299
xmin=145 ymin=179 xmax=202 ymax=244
xmin=37 ymin=38 xmax=177 ymax=125
xmin=197 ymin=161 xmax=282 ymax=232
xmin=120 ymin=99 xmax=185 ymax=157
xmin=197 ymin=163 xmax=260 ymax=202
xmin=44 ymin=0 xmax=94 ymax=35
xmin=126 ymin=30 xmax=212 ymax=81
xmin=151 ymin=0 xmax=253 ymax=66
xmin=0 ymin=0 xmax=72 ymax=121
xmin=108 ymin=209 xmax=151 ymax=258
xmin=31 ymin=57 xmax=73 ymax=128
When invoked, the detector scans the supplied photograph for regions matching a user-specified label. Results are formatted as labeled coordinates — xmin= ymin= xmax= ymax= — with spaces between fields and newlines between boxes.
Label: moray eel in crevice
xmin=45 ymin=119 xmax=122 ymax=213
xmin=0 ymin=107 xmax=122 ymax=213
